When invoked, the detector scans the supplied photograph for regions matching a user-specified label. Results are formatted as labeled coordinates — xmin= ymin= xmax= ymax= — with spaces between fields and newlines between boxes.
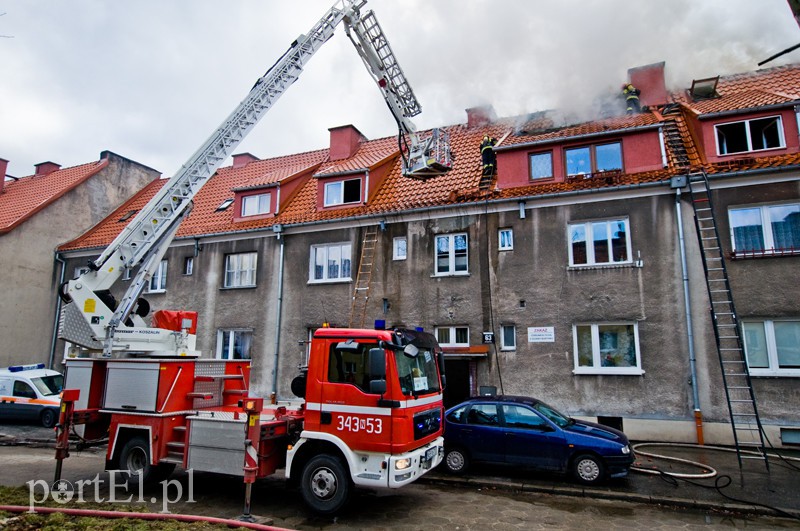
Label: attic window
xmin=690 ymin=76 xmax=719 ymax=99
xmin=216 ymin=198 xmax=234 ymax=212
xmin=118 ymin=210 xmax=137 ymax=222
xmin=324 ymin=178 xmax=362 ymax=207
xmin=715 ymin=116 xmax=784 ymax=155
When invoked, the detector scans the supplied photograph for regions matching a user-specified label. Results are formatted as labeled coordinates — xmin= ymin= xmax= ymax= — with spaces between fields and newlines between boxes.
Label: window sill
xmin=500 ymin=347 xmax=516 ymax=352
xmin=145 ymin=290 xmax=166 ymax=294
xmin=729 ymin=249 xmax=800 ymax=260
xmin=567 ymin=262 xmax=639 ymax=271
xmin=220 ymin=285 xmax=257 ymax=290
xmin=572 ymin=368 xmax=645 ymax=376
xmin=749 ymin=370 xmax=800 ymax=377
xmin=432 ymin=272 xmax=470 ymax=278
xmin=307 ymin=278 xmax=352 ymax=285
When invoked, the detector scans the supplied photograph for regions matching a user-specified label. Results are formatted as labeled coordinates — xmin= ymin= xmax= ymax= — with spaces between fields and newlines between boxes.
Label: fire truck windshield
xmin=394 ymin=347 xmax=441 ymax=397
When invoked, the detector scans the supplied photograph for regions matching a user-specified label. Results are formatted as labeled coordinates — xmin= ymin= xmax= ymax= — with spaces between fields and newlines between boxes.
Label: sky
xmin=1 ymin=0 xmax=799 ymax=179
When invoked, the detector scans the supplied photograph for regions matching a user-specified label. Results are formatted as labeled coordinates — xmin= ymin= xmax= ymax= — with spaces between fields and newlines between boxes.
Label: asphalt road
xmin=0 ymin=423 xmax=797 ymax=531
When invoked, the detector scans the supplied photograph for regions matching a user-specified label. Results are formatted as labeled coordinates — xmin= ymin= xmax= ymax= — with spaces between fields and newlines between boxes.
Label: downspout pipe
xmin=49 ymin=251 xmax=67 ymax=370
xmin=271 ymin=229 xmax=286 ymax=397
xmin=675 ymin=186 xmax=704 ymax=444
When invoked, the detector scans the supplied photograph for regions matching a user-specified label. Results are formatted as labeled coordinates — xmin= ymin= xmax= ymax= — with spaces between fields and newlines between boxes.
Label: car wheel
xmin=40 ymin=408 xmax=58 ymax=429
xmin=300 ymin=454 xmax=351 ymax=515
xmin=571 ymin=453 xmax=605 ymax=485
xmin=444 ymin=447 xmax=469 ymax=474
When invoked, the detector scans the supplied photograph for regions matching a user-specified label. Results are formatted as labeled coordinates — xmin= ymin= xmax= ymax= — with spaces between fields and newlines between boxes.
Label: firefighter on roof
xmin=480 ymin=135 xmax=497 ymax=176
xmin=622 ymin=83 xmax=641 ymax=114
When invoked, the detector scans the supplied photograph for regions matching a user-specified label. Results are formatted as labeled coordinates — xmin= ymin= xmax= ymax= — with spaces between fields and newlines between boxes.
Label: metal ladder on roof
xmin=688 ymin=170 xmax=768 ymax=470
xmin=349 ymin=225 xmax=379 ymax=328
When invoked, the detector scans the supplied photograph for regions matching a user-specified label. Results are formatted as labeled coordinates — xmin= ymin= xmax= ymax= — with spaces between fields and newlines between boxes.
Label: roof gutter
xmin=697 ymin=101 xmax=800 ymax=120
xmin=494 ymin=123 xmax=663 ymax=152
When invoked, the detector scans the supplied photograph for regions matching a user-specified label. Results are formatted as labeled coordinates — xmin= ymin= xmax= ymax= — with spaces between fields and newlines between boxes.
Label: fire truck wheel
xmin=119 ymin=436 xmax=156 ymax=483
xmin=444 ymin=447 xmax=469 ymax=474
xmin=300 ymin=454 xmax=351 ymax=515
xmin=40 ymin=408 xmax=58 ymax=429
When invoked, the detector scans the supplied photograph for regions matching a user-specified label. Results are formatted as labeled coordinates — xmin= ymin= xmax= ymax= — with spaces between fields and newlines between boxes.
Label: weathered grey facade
xmin=0 ymin=151 xmax=159 ymax=368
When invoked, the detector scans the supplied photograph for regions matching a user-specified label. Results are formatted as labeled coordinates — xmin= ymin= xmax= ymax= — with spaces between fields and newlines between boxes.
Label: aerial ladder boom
xmin=59 ymin=0 xmax=451 ymax=358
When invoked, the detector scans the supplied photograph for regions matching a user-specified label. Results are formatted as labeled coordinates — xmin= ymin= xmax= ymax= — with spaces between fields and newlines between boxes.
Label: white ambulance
xmin=0 ymin=364 xmax=63 ymax=428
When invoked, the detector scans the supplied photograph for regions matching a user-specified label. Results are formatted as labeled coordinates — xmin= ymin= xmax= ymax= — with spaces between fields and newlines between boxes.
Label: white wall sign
xmin=528 ymin=326 xmax=555 ymax=343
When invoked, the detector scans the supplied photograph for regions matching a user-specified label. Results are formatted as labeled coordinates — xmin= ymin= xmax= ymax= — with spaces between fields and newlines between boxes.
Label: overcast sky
xmin=1 ymin=0 xmax=799 ymax=178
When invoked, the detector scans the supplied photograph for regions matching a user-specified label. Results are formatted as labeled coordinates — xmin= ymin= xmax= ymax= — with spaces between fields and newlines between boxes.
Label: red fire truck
xmin=59 ymin=325 xmax=444 ymax=514
xmin=54 ymin=0 xmax=450 ymax=516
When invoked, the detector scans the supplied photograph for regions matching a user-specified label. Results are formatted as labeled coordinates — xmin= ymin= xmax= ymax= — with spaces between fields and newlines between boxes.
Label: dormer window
xmin=715 ymin=116 xmax=784 ymax=155
xmin=324 ymin=178 xmax=362 ymax=207
xmin=241 ymin=192 xmax=271 ymax=217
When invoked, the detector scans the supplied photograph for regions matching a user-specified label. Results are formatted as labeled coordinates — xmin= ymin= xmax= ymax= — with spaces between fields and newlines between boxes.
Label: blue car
xmin=443 ymin=396 xmax=633 ymax=484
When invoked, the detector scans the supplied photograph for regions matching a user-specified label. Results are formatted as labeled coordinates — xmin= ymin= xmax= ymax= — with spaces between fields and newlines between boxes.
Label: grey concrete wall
xmin=55 ymin=174 xmax=800 ymax=442
xmin=0 ymin=153 xmax=158 ymax=368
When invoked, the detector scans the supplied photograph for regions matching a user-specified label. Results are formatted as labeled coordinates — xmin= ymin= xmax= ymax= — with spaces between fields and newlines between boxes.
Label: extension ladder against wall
xmin=688 ymin=171 xmax=768 ymax=470
xmin=349 ymin=225 xmax=379 ymax=328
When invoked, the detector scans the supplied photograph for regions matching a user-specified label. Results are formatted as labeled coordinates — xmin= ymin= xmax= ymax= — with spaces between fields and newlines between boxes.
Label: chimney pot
xmin=34 ymin=161 xmax=61 ymax=177
xmin=329 ymin=125 xmax=366 ymax=161
xmin=628 ymin=62 xmax=668 ymax=108
xmin=232 ymin=153 xmax=259 ymax=169
xmin=466 ymin=105 xmax=497 ymax=128
xmin=0 ymin=158 xmax=8 ymax=194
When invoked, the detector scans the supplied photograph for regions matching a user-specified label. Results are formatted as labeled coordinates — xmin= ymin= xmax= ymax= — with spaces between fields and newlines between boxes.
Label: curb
xmin=420 ymin=473 xmax=800 ymax=520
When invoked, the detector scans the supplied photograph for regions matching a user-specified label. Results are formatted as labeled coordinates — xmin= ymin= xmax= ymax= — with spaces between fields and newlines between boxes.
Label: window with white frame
xmin=529 ymin=151 xmax=553 ymax=180
xmin=310 ymin=243 xmax=352 ymax=282
xmin=568 ymin=218 xmax=631 ymax=266
xmin=435 ymin=326 xmax=470 ymax=346
xmin=499 ymin=228 xmax=514 ymax=251
xmin=743 ymin=319 xmax=800 ymax=376
xmin=224 ymin=252 xmax=257 ymax=288
xmin=324 ymin=178 xmax=362 ymax=207
xmin=729 ymin=203 xmax=800 ymax=255
xmin=183 ymin=256 xmax=194 ymax=276
xmin=241 ymin=193 xmax=271 ymax=217
xmin=573 ymin=322 xmax=642 ymax=375
xmin=715 ymin=116 xmax=784 ymax=155
xmin=435 ymin=233 xmax=468 ymax=275
xmin=566 ymin=142 xmax=622 ymax=177
xmin=148 ymin=260 xmax=168 ymax=292
xmin=216 ymin=329 xmax=253 ymax=360
xmin=501 ymin=325 xmax=516 ymax=350
xmin=393 ymin=237 xmax=407 ymax=260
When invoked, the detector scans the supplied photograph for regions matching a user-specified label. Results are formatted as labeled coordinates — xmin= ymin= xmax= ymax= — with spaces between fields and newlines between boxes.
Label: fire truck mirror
xmin=369 ymin=379 xmax=387 ymax=395
xmin=368 ymin=348 xmax=386 ymax=379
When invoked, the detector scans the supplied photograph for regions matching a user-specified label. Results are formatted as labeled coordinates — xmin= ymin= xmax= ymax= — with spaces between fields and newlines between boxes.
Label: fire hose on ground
xmin=0 ymin=504 xmax=294 ymax=530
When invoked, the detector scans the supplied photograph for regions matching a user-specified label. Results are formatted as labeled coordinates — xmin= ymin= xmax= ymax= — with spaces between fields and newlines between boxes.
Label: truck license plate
xmin=422 ymin=448 xmax=438 ymax=468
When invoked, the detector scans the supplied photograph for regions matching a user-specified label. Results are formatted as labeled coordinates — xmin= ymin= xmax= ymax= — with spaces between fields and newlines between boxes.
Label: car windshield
xmin=394 ymin=347 xmax=440 ymax=396
xmin=532 ymin=401 xmax=572 ymax=428
xmin=31 ymin=375 xmax=63 ymax=397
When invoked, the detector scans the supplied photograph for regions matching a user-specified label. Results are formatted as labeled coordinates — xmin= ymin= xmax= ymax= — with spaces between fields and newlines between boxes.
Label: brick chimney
xmin=329 ymin=125 xmax=366 ymax=161
xmin=628 ymin=62 xmax=668 ymax=108
xmin=0 ymin=158 xmax=7 ymax=194
xmin=466 ymin=105 xmax=497 ymax=128
xmin=34 ymin=161 xmax=61 ymax=177
xmin=232 ymin=153 xmax=259 ymax=169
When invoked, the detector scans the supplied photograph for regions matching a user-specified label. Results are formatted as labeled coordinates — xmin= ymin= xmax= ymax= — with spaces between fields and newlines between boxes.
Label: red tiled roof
xmin=314 ymin=136 xmax=398 ymax=176
xmin=675 ymin=63 xmax=800 ymax=115
xmin=59 ymin=63 xmax=800 ymax=252
xmin=0 ymin=159 xmax=109 ymax=235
